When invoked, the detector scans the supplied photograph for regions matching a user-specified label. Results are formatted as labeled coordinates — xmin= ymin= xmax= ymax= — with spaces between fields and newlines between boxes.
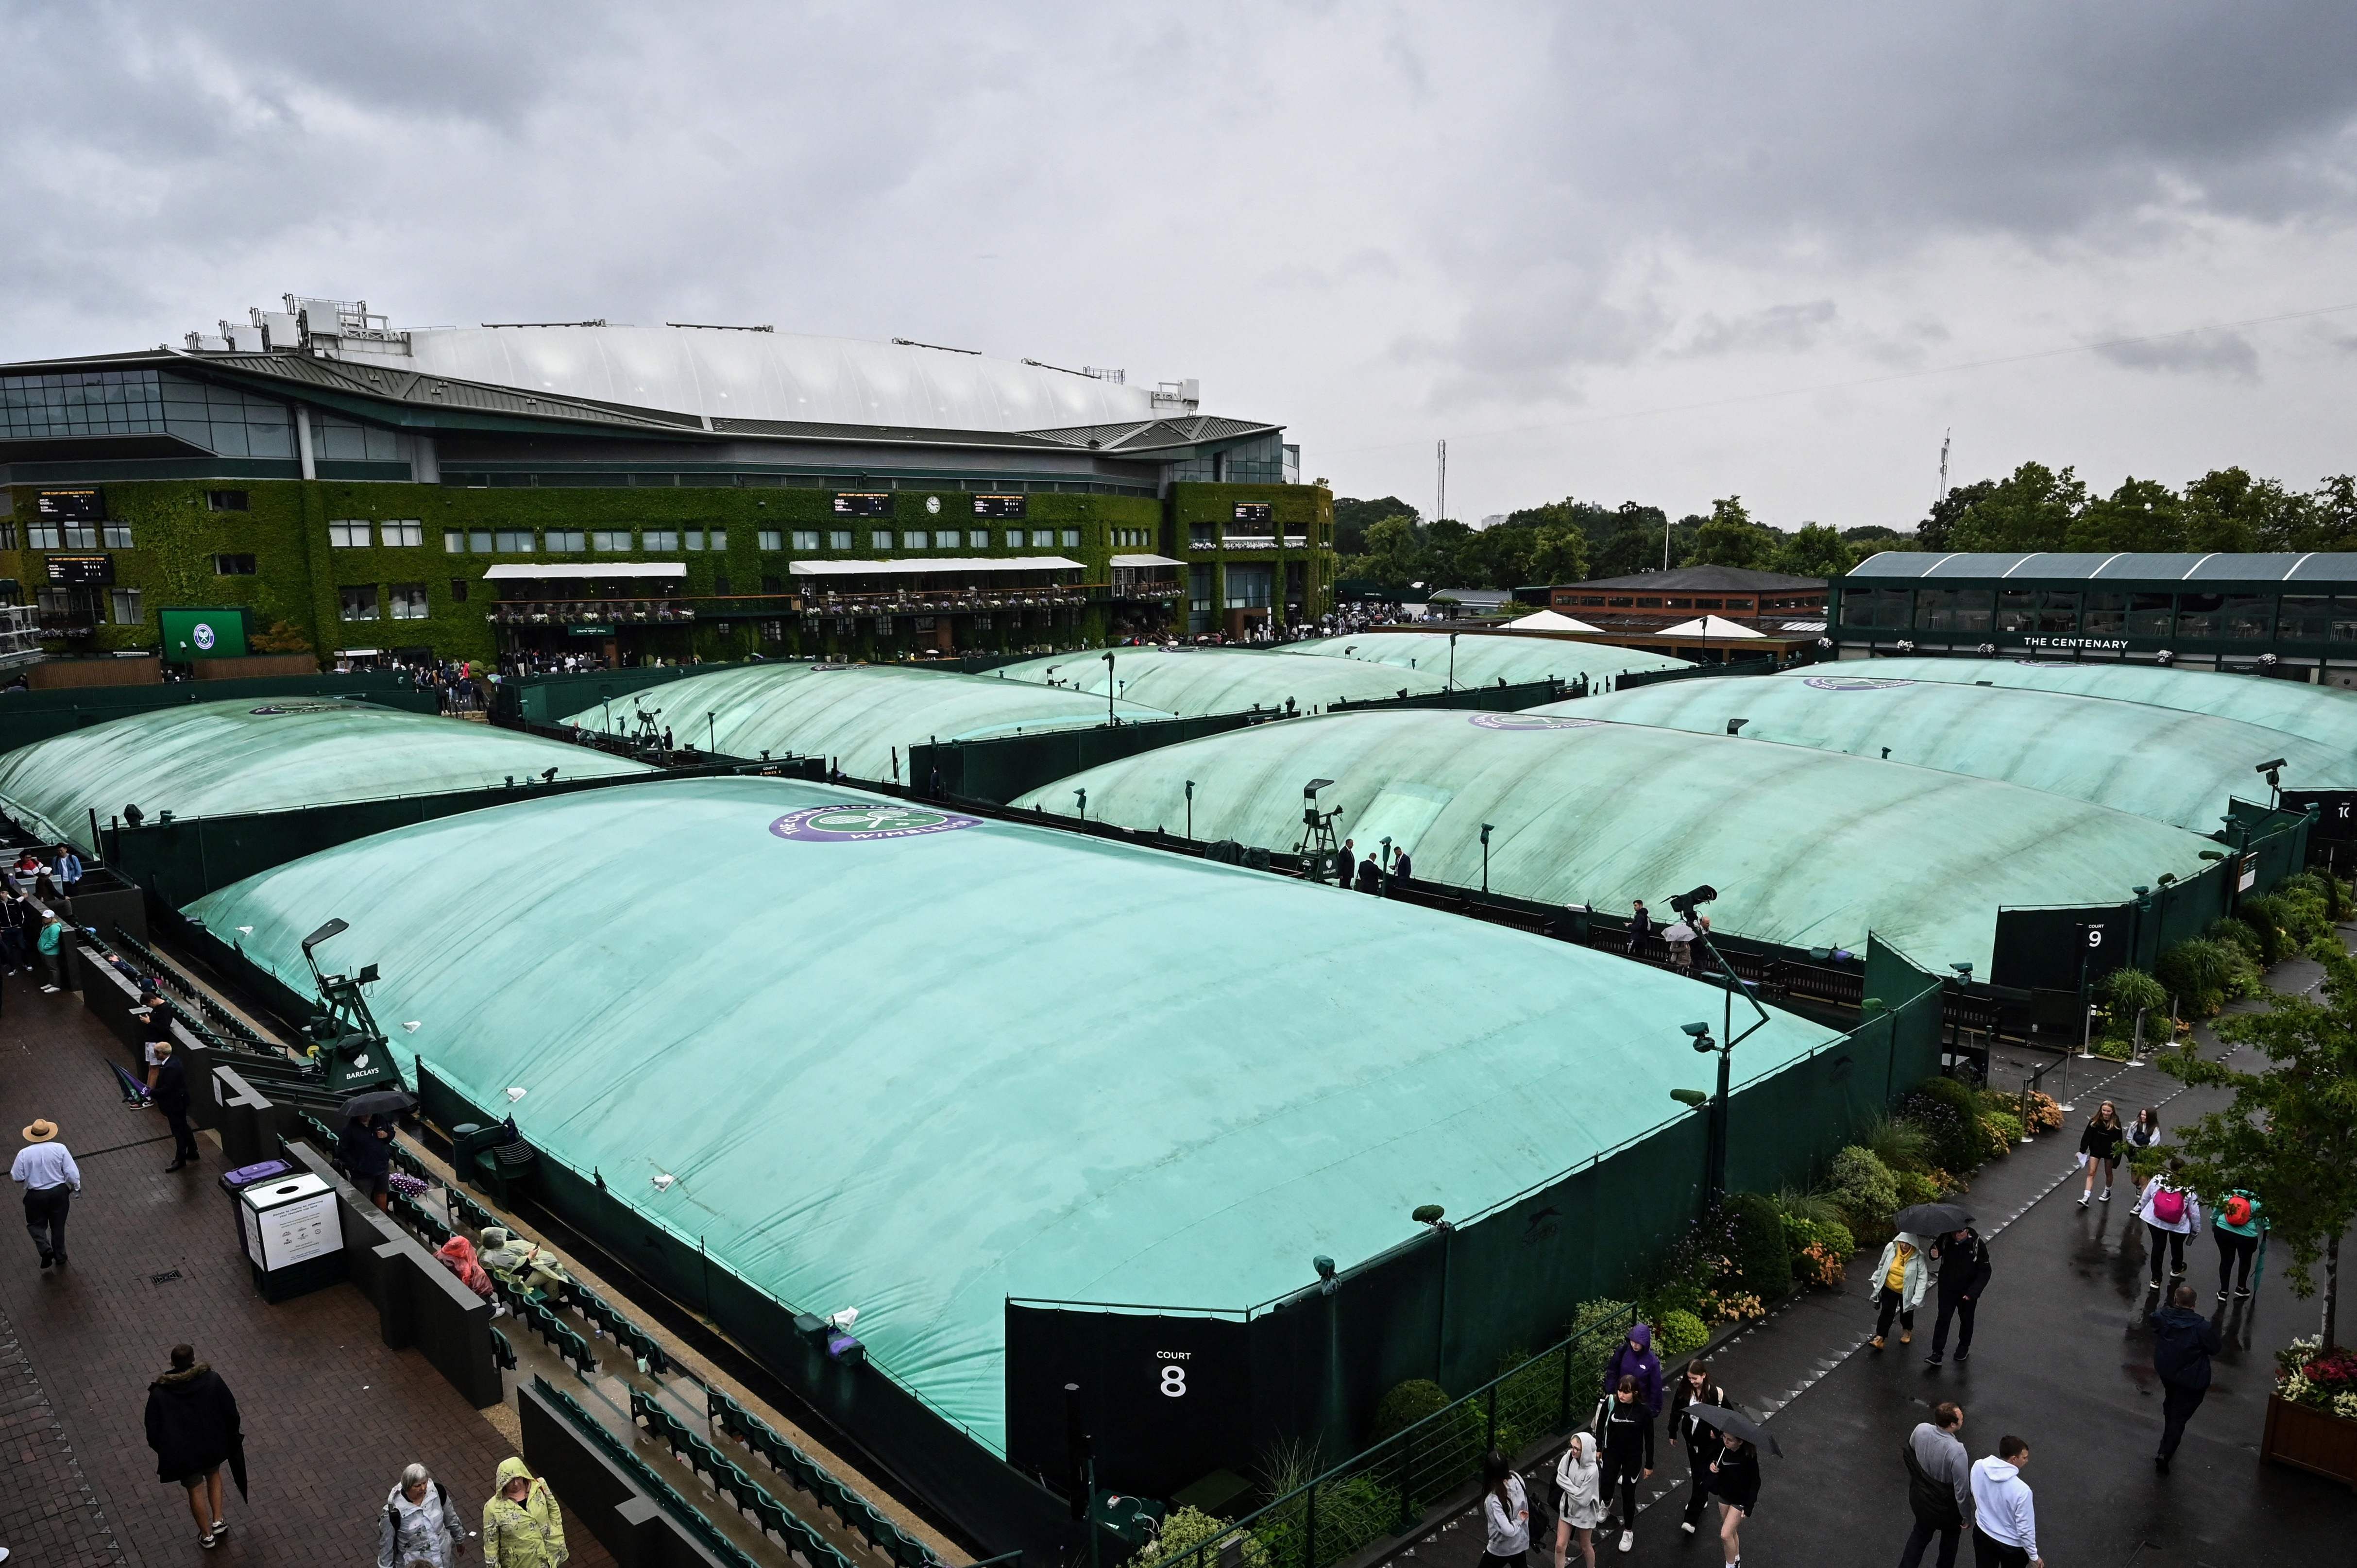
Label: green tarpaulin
xmin=990 ymin=647 xmax=1447 ymax=715
xmin=186 ymin=776 xmax=1839 ymax=1452
xmin=1842 ymin=657 xmax=2357 ymax=751
xmin=1286 ymin=631 xmax=1690 ymax=686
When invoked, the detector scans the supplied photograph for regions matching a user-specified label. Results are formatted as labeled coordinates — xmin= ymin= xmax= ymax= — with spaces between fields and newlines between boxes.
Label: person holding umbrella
xmin=143 ymin=1343 xmax=244 ymax=1551
xmin=1668 ymin=1359 xmax=1729 ymax=1534
xmin=339 ymin=1090 xmax=413 ymax=1215
xmin=1682 ymin=1405 xmax=1777 ymax=1568
xmin=1926 ymin=1224 xmax=1991 ymax=1368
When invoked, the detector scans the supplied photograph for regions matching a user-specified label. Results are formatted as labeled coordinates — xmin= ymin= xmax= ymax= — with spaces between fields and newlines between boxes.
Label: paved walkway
xmin=0 ymin=978 xmax=616 ymax=1568
xmin=1384 ymin=951 xmax=2357 ymax=1568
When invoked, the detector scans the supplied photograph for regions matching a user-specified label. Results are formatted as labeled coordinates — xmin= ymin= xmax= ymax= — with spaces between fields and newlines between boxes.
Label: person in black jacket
xmin=1593 ymin=1374 xmax=1654 ymax=1552
xmin=144 ymin=1345 xmax=241 ymax=1550
xmin=1926 ymin=1228 xmax=1991 ymax=1368
xmin=2150 ymin=1282 xmax=2223 ymax=1473
xmin=339 ymin=1113 xmax=395 ymax=1213
xmin=152 ymin=1045 xmax=199 ymax=1172
xmin=2077 ymin=1100 xmax=2124 ymax=1206
xmin=1626 ymin=901 xmax=1655 ymax=954
xmin=1706 ymin=1427 xmax=1761 ymax=1566
xmin=1355 ymin=855 xmax=1382 ymax=894
xmin=1667 ymin=1359 xmax=1728 ymax=1536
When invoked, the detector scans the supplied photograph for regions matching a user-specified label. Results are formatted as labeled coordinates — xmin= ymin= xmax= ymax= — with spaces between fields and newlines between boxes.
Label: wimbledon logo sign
xmin=1468 ymin=713 xmax=1600 ymax=730
xmin=1802 ymin=676 xmax=1915 ymax=692
xmin=192 ymin=622 xmax=217 ymax=651
xmin=768 ymin=804 xmax=983 ymax=842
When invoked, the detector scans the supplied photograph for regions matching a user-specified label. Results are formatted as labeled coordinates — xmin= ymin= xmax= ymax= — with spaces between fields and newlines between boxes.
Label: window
xmin=707 ymin=529 xmax=726 ymax=552
xmin=443 ymin=530 xmax=468 ymax=553
xmin=0 ymin=523 xmax=14 ymax=549
xmin=102 ymin=523 xmax=134 ymax=548
xmin=2082 ymin=592 xmax=2128 ymax=638
xmin=644 ymin=530 xmax=680 ymax=552
xmin=27 ymin=525 xmax=60 ymax=550
xmin=308 ymin=409 xmax=399 ymax=462
xmin=761 ymin=574 xmax=784 ymax=594
xmin=1059 ymin=529 xmax=1080 ymax=549
xmin=339 ymin=585 xmax=379 ymax=621
xmin=109 ymin=588 xmax=142 ymax=625
xmin=828 ymin=531 xmax=851 ymax=550
xmin=449 ymin=578 xmax=469 ymax=603
xmin=1031 ymin=529 xmax=1054 ymax=547
xmin=2280 ymin=595 xmax=2331 ymax=641
xmin=470 ymin=530 xmax=492 ymax=554
xmin=547 ymin=530 xmax=586 ymax=552
xmin=968 ymin=529 xmax=988 ymax=548
xmin=205 ymin=490 xmax=249 ymax=512
xmin=902 ymin=531 xmax=930 ymax=550
xmin=2221 ymin=594 xmax=2273 ymax=641
xmin=329 ymin=521 xmax=368 ymax=547
xmin=871 ymin=530 xmax=892 ymax=550
xmin=389 ymin=583 xmax=429 ymax=620
xmin=592 ymin=531 xmax=632 ymax=552
xmin=2126 ymin=593 xmax=2173 ymax=637
xmin=1995 ymin=589 xmax=2036 ymax=633
xmin=492 ymin=530 xmax=533 ymax=553
xmin=1224 ymin=564 xmax=1273 ymax=608
xmin=685 ymin=530 xmax=706 ymax=551
xmin=2174 ymin=592 xmax=2223 ymax=639
xmin=2035 ymin=591 xmax=2078 ymax=637
xmin=1005 ymin=530 xmax=1024 ymax=549
xmin=381 ymin=521 xmax=425 ymax=548
xmin=773 ymin=530 xmax=799 ymax=551
xmin=213 ymin=554 xmax=256 ymax=575
xmin=1189 ymin=523 xmax=1214 ymax=548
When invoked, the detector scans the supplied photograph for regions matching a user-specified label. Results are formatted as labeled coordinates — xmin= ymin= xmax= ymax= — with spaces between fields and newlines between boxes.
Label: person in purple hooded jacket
xmin=1602 ymin=1322 xmax=1663 ymax=1415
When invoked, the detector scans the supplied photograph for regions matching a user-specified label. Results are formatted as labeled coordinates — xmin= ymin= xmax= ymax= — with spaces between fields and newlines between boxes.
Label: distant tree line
xmin=1331 ymin=466 xmax=2357 ymax=595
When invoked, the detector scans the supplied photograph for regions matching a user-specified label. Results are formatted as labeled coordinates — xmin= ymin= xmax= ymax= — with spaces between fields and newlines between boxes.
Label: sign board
xmin=44 ymin=555 xmax=115 ymax=587
xmin=1231 ymin=502 xmax=1274 ymax=527
xmin=567 ymin=623 xmax=615 ymax=637
xmin=972 ymin=494 xmax=1028 ymax=519
xmin=239 ymin=1174 xmax=344 ymax=1270
xmin=2240 ymin=854 xmax=2258 ymax=892
xmin=159 ymin=607 xmax=249 ymax=661
xmin=1004 ymin=1302 xmax=1252 ymax=1498
xmin=831 ymin=492 xmax=894 ymax=517
xmin=35 ymin=489 xmax=105 ymax=522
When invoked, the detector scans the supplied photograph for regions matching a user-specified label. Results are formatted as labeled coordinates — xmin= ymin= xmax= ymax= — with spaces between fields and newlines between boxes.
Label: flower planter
xmin=2261 ymin=1393 xmax=2357 ymax=1488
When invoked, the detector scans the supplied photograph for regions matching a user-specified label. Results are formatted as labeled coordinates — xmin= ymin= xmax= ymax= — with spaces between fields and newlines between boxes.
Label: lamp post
xmin=1662 ymin=883 xmax=1772 ymax=1201
xmin=1447 ymin=631 xmax=1459 ymax=698
xmin=1479 ymin=822 xmax=1493 ymax=895
xmin=1184 ymin=779 xmax=1195 ymax=841
xmin=706 ymin=710 xmax=716 ymax=756
xmin=1102 ymin=651 xmax=1116 ymax=727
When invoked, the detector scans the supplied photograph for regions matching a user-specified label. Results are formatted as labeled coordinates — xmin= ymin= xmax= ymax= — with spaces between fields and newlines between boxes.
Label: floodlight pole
xmin=1686 ymin=911 xmax=1773 ymax=1200
xmin=1102 ymin=651 xmax=1116 ymax=727
xmin=1185 ymin=779 xmax=1195 ymax=841
xmin=1447 ymin=631 xmax=1458 ymax=698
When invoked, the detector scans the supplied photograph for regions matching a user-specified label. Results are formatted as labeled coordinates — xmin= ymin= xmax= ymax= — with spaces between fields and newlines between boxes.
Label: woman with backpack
xmin=2213 ymin=1185 xmax=2265 ymax=1302
xmin=1593 ymin=1374 xmax=1655 ymax=1554
xmin=1552 ymin=1431 xmax=1604 ymax=1568
xmin=1478 ymin=1448 xmax=1530 ymax=1568
xmin=2132 ymin=1158 xmax=2204 ymax=1290
xmin=379 ymin=1463 xmax=468 ymax=1568
xmin=2077 ymin=1101 xmax=2125 ymax=1206
xmin=1668 ymin=1360 xmax=1728 ymax=1536
xmin=1706 ymin=1427 xmax=1760 ymax=1568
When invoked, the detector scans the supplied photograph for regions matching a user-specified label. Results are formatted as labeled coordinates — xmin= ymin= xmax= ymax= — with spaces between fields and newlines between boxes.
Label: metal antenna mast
xmin=1939 ymin=428 xmax=1951 ymax=502
xmin=1435 ymin=439 xmax=1447 ymax=523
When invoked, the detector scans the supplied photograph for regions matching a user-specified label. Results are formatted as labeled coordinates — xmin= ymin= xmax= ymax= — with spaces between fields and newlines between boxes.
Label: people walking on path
xmin=1668 ymin=1359 xmax=1729 ymax=1534
xmin=1967 ymin=1437 xmax=2039 ymax=1568
xmin=341 ymin=1111 xmax=395 ymax=1213
xmin=2212 ymin=1185 xmax=2265 ymax=1302
xmin=139 ymin=990 xmax=173 ymax=1098
xmin=1602 ymin=1321 xmax=1663 ymax=1414
xmin=2076 ymin=1100 xmax=2124 ymax=1206
xmin=1926 ymin=1228 xmax=1991 ymax=1367
xmin=2125 ymin=1106 xmax=2162 ymax=1159
xmin=1552 ymin=1432 xmax=1603 ymax=1568
xmin=1478 ymin=1449 xmax=1530 ymax=1568
xmin=2150 ymin=1282 xmax=2223 ymax=1473
xmin=482 ymin=1457 xmax=567 ymax=1568
xmin=379 ymin=1462 xmax=469 ymax=1568
xmin=11 ymin=1116 xmax=79 ymax=1268
xmin=143 ymin=1344 xmax=243 ymax=1551
xmin=1705 ymin=1428 xmax=1759 ymax=1568
xmin=1626 ymin=900 xmax=1655 ymax=954
xmin=1869 ymin=1231 xmax=1931 ymax=1349
xmin=1592 ymin=1375 xmax=1654 ymax=1553
xmin=1898 ymin=1401 xmax=1972 ymax=1568
xmin=34 ymin=910 xmax=68 ymax=992
xmin=152 ymin=1044 xmax=200 ymax=1171
xmin=2132 ymin=1159 xmax=2204 ymax=1290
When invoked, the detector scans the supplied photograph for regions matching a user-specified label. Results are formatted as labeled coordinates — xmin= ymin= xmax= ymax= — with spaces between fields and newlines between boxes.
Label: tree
xmin=2067 ymin=476 xmax=2184 ymax=551
xmin=2270 ymin=474 xmax=2357 ymax=551
xmin=1688 ymin=496 xmax=1780 ymax=570
xmin=1332 ymin=495 xmax=1418 ymax=557
xmin=1523 ymin=524 xmax=1590 ymax=586
xmin=2163 ymin=942 xmax=2357 ymax=1349
xmin=1916 ymin=478 xmax=1996 ymax=551
xmin=2181 ymin=467 xmax=2299 ymax=553
xmin=1772 ymin=523 xmax=1858 ymax=580
xmin=1946 ymin=462 xmax=2087 ymax=552
xmin=1353 ymin=513 xmax=1426 ymax=592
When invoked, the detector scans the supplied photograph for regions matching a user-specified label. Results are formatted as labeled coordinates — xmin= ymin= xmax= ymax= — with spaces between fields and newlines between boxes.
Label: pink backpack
xmin=2152 ymin=1186 xmax=2186 ymax=1225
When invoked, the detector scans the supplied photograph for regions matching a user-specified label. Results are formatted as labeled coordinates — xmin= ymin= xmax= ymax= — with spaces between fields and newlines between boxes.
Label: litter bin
xmin=220 ymin=1159 xmax=292 ymax=1259
xmin=237 ymin=1171 xmax=346 ymax=1302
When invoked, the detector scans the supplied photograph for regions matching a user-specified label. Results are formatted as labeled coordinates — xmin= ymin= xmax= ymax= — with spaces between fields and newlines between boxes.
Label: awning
xmin=788 ymin=556 xmax=1084 ymax=577
xmin=1111 ymin=554 xmax=1186 ymax=568
xmin=1505 ymin=609 xmax=1604 ymax=633
xmin=1657 ymin=614 xmax=1766 ymax=639
xmin=480 ymin=562 xmax=687 ymax=580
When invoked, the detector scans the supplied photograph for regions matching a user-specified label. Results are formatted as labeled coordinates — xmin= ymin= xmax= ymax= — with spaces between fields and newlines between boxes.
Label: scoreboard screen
xmin=36 ymin=489 xmax=105 ymax=522
xmin=45 ymin=555 xmax=116 ymax=587
xmin=831 ymin=492 xmax=894 ymax=518
xmin=1231 ymin=502 xmax=1274 ymax=526
xmin=972 ymin=494 xmax=1028 ymax=519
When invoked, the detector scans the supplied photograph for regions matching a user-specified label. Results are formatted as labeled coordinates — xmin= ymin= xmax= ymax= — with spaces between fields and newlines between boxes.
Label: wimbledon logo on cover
xmin=1802 ymin=676 xmax=1915 ymax=692
xmin=769 ymin=804 xmax=983 ymax=842
xmin=1468 ymin=714 xmax=1599 ymax=730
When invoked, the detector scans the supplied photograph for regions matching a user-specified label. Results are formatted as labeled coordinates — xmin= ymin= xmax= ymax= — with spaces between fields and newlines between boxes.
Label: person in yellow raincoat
xmin=482 ymin=1457 xmax=567 ymax=1568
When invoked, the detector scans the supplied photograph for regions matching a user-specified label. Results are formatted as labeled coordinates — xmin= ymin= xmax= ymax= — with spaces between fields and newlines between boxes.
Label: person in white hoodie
xmin=1479 ymin=1448 xmax=1530 ymax=1568
xmin=2130 ymin=1158 xmax=2204 ymax=1291
xmin=378 ymin=1463 xmax=469 ymax=1568
xmin=1967 ymin=1437 xmax=2039 ymax=1568
xmin=1552 ymin=1431 xmax=1603 ymax=1568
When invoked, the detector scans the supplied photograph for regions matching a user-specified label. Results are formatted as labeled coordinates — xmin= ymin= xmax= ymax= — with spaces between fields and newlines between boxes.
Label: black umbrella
xmin=1687 ymin=1403 xmax=1781 ymax=1457
xmin=228 ymin=1434 xmax=249 ymax=1501
xmin=341 ymin=1089 xmax=417 ymax=1120
xmin=1893 ymin=1202 xmax=1975 ymax=1237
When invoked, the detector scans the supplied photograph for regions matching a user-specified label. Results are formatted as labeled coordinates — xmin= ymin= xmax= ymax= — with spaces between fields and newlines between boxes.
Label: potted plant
xmin=2264 ymin=1336 xmax=2357 ymax=1485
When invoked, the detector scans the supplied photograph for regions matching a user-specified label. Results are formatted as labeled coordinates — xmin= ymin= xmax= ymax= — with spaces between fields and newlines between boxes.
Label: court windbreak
xmin=1555 ymin=672 xmax=2357 ymax=834
xmin=1011 ymin=708 xmax=2220 ymax=974
xmin=557 ymin=660 xmax=1170 ymax=780
xmin=185 ymin=775 xmax=1839 ymax=1452
xmin=0 ymin=697 xmax=650 ymax=850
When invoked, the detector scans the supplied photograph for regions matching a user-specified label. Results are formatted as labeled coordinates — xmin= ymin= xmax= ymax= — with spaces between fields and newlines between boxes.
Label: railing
xmin=635 ymin=1388 xmax=857 ymax=1568
xmin=1159 ymin=1308 xmax=1634 ymax=1568
xmin=109 ymin=926 xmax=274 ymax=1050
xmin=537 ymin=1376 xmax=760 ymax=1568
xmin=495 ymin=1275 xmax=597 ymax=1377
xmin=709 ymin=1388 xmax=941 ymax=1568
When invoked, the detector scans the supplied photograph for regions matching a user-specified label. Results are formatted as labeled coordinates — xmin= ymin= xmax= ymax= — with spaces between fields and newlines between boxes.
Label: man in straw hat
xmin=11 ymin=1117 xmax=81 ymax=1269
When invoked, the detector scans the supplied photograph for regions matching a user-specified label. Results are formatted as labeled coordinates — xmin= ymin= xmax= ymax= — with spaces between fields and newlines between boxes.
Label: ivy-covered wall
xmin=2 ymin=478 xmax=1193 ymax=663
xmin=1170 ymin=481 xmax=1339 ymax=626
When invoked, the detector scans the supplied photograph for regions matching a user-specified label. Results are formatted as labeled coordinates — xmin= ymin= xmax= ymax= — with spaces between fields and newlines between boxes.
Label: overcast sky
xmin=7 ymin=1 xmax=2356 ymax=529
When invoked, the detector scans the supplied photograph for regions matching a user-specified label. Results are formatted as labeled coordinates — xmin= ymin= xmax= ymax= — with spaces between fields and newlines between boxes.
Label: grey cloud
xmin=2093 ymin=329 xmax=2262 ymax=381
xmin=1679 ymin=300 xmax=1839 ymax=357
